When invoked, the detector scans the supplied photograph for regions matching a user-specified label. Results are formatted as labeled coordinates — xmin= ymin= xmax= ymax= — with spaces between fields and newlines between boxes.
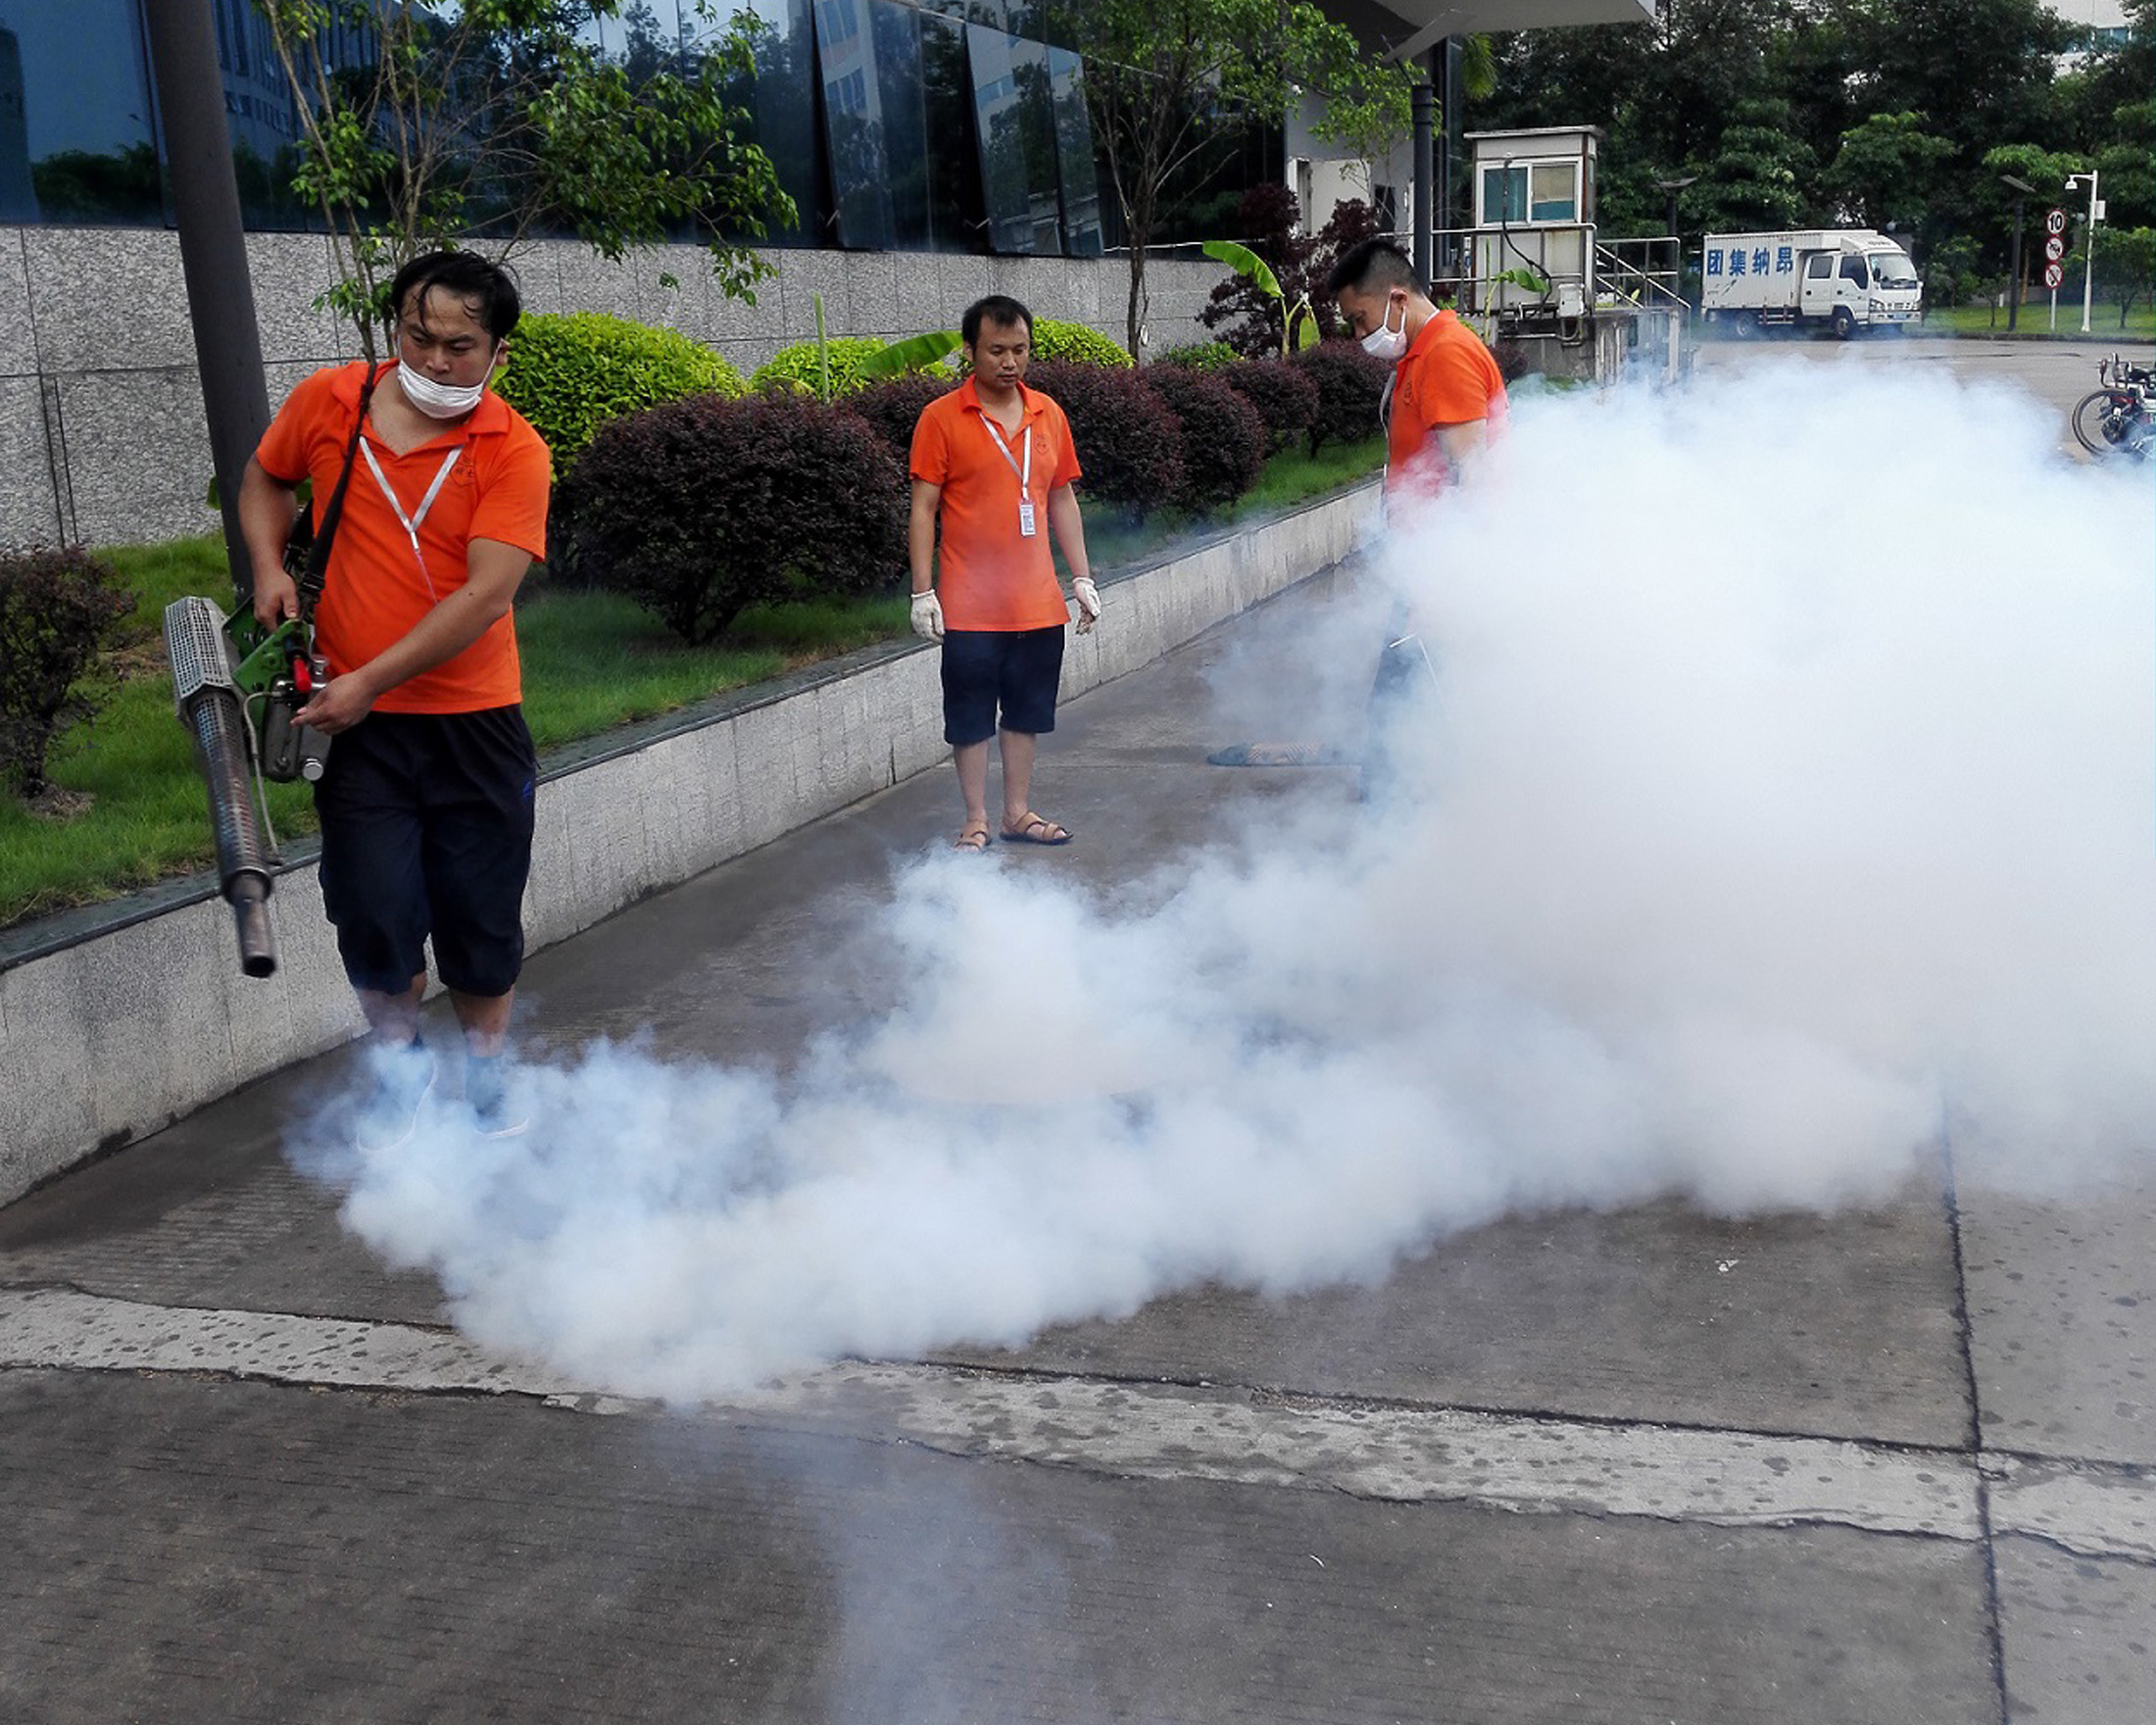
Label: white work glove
xmin=909 ymin=589 xmax=945 ymax=642
xmin=1070 ymin=575 xmax=1102 ymax=636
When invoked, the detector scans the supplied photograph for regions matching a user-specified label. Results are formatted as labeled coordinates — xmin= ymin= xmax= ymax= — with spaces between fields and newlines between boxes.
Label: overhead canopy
xmin=1318 ymin=0 xmax=1658 ymax=59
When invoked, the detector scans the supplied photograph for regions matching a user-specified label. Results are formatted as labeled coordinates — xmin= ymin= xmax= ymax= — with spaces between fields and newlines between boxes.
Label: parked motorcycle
xmin=2071 ymin=354 xmax=2154 ymax=461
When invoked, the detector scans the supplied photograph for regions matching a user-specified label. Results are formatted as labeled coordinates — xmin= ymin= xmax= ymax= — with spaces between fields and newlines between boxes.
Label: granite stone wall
xmin=0 ymin=227 xmax=1224 ymax=551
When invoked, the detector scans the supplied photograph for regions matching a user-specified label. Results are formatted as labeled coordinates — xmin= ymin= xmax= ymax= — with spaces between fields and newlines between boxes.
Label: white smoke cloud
xmin=319 ymin=355 xmax=2156 ymax=1402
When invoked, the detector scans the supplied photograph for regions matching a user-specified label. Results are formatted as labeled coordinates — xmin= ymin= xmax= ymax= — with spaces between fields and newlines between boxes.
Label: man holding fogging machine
xmin=238 ymin=250 xmax=551 ymax=1150
xmin=1325 ymin=239 xmax=1508 ymax=806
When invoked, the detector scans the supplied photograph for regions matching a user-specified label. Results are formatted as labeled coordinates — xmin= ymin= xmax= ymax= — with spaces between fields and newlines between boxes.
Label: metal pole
xmin=2079 ymin=170 xmax=2099 ymax=336
xmin=1440 ymin=36 xmax=1464 ymax=281
xmin=141 ymin=0 xmax=271 ymax=605
xmin=1411 ymin=70 xmax=1434 ymax=283
xmin=2007 ymin=196 xmax=2023 ymax=331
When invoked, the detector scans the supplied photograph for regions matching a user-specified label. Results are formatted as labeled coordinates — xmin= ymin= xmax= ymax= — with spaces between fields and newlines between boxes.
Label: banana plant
xmin=1202 ymin=239 xmax=1321 ymax=356
xmin=857 ymin=329 xmax=962 ymax=381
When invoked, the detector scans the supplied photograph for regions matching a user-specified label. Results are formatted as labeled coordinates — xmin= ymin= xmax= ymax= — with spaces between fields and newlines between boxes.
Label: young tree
xmin=1042 ymin=0 xmax=1387 ymax=358
xmin=256 ymin=0 xmax=794 ymax=353
xmin=2096 ymin=226 xmax=2156 ymax=326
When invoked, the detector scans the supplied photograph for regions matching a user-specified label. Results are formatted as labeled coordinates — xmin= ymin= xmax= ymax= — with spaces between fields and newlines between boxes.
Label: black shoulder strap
xmin=295 ymin=362 xmax=384 ymax=622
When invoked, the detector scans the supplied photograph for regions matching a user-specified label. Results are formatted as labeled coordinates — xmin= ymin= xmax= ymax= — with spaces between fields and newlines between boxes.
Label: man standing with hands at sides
xmin=238 ymin=250 xmax=551 ymax=1150
xmin=1325 ymin=238 xmax=1507 ymax=806
xmin=908 ymin=295 xmax=1102 ymax=851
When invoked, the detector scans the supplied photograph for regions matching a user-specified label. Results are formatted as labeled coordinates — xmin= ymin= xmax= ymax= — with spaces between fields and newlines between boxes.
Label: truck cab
xmin=1796 ymin=245 xmax=1921 ymax=336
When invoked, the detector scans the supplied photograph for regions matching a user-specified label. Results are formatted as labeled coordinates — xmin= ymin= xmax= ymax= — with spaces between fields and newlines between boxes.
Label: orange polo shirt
xmin=909 ymin=376 xmax=1081 ymax=632
xmin=1385 ymin=309 xmax=1508 ymax=502
xmin=256 ymin=360 xmax=551 ymax=714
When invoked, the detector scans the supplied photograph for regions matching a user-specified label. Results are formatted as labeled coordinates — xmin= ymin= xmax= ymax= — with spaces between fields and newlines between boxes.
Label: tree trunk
xmin=1126 ymin=241 xmax=1148 ymax=361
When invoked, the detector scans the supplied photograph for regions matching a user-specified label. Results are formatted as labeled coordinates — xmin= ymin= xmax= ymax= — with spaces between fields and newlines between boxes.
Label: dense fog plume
xmin=322 ymin=357 xmax=2156 ymax=1401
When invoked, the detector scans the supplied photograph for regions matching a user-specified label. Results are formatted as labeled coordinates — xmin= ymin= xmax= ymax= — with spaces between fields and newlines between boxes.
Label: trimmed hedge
xmin=1291 ymin=340 xmax=1392 ymax=455
xmin=1217 ymin=357 xmax=1320 ymax=452
xmin=1029 ymin=317 xmax=1134 ymax=368
xmin=1156 ymin=339 xmax=1240 ymax=370
xmin=1145 ymin=366 xmax=1267 ymax=513
xmin=1024 ymin=360 xmax=1183 ymax=520
xmin=564 ymin=391 xmax=906 ymax=645
xmin=751 ymin=336 xmax=896 ymax=399
xmin=1 ymin=547 xmax=132 ymax=798
xmin=843 ymin=371 xmax=958 ymax=466
xmin=496 ymin=311 xmax=746 ymax=479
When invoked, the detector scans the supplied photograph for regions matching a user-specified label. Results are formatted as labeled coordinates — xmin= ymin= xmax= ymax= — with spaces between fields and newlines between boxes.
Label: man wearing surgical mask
xmin=240 ymin=250 xmax=552 ymax=1149
xmin=1324 ymin=238 xmax=1507 ymax=805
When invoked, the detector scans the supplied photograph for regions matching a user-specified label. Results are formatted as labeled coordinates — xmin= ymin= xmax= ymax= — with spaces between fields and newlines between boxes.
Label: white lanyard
xmin=982 ymin=414 xmax=1036 ymax=536
xmin=983 ymin=416 xmax=1032 ymax=487
xmin=362 ymin=441 xmax=463 ymax=598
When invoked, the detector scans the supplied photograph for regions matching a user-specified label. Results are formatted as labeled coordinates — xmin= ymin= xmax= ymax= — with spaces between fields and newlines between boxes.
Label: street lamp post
xmin=2066 ymin=170 xmax=2102 ymax=336
xmin=2000 ymin=173 xmax=2035 ymax=332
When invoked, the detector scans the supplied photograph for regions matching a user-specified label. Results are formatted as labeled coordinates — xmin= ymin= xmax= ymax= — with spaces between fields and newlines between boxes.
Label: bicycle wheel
xmin=2072 ymin=390 xmax=2149 ymax=459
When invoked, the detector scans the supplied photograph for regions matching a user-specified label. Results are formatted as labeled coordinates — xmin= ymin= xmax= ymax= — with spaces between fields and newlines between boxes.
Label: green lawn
xmin=1917 ymin=303 xmax=2156 ymax=341
xmin=2 ymin=437 xmax=1383 ymax=928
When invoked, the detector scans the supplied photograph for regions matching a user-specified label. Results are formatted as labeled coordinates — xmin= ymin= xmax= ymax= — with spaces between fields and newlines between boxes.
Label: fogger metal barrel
xmin=163 ymin=596 xmax=277 ymax=977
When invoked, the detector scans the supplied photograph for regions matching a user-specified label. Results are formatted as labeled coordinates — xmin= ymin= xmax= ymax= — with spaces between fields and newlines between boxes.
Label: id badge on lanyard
xmin=986 ymin=418 xmax=1036 ymax=537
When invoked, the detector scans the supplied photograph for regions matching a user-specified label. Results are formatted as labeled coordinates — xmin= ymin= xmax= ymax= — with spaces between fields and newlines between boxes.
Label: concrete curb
xmin=0 ymin=483 xmax=1380 ymax=1206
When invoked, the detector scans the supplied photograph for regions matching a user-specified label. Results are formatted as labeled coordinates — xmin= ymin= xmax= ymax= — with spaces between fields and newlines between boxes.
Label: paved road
xmin=2 ymin=341 xmax=2150 ymax=1723
xmin=1692 ymin=323 xmax=2154 ymax=425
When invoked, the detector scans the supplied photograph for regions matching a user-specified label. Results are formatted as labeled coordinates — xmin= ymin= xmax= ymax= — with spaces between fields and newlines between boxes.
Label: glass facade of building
xmin=0 ymin=0 xmax=1245 ymax=257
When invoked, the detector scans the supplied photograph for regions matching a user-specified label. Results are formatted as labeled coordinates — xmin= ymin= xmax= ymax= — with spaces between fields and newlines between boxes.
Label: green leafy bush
xmin=750 ymin=336 xmax=895 ymax=399
xmin=495 ymin=311 xmax=746 ymax=479
xmin=1025 ymin=361 xmax=1183 ymax=520
xmin=564 ymin=391 xmax=906 ymax=645
xmin=1291 ymin=341 xmax=1392 ymax=455
xmin=0 ymin=547 xmax=132 ymax=798
xmin=1146 ymin=366 xmax=1267 ymax=512
xmin=1217 ymin=357 xmax=1321 ymax=451
xmin=1029 ymin=318 xmax=1134 ymax=368
xmin=1156 ymin=340 xmax=1240 ymax=370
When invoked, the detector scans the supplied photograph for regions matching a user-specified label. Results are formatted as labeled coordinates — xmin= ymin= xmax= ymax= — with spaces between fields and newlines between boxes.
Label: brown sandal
xmin=954 ymin=823 xmax=992 ymax=852
xmin=1000 ymin=812 xmax=1072 ymax=846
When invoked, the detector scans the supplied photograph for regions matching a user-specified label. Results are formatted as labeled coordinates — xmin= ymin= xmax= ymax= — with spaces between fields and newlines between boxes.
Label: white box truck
xmin=1700 ymin=229 xmax=1923 ymax=339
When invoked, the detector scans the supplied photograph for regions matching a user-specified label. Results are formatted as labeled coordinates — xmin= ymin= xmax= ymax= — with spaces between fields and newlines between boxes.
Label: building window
xmin=1482 ymin=161 xmax=1579 ymax=225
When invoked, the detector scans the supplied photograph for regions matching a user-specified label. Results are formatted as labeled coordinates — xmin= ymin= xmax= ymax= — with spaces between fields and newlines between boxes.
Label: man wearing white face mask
xmin=240 ymin=250 xmax=552 ymax=1148
xmin=1324 ymin=239 xmax=1507 ymax=805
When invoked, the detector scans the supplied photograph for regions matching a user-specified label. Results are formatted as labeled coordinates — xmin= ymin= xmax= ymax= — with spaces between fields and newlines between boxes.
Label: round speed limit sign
xmin=2046 ymin=207 xmax=2069 ymax=235
xmin=2044 ymin=261 xmax=2065 ymax=290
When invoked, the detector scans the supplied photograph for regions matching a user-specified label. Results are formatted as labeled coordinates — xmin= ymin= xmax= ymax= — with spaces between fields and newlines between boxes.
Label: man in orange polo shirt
xmin=908 ymin=295 xmax=1102 ymax=851
xmin=238 ymin=249 xmax=551 ymax=1148
xmin=1326 ymin=239 xmax=1508 ymax=804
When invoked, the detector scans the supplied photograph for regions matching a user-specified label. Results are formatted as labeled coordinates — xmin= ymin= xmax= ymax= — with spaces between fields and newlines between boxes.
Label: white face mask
xmin=397 ymin=358 xmax=492 ymax=419
xmin=1359 ymin=294 xmax=1409 ymax=362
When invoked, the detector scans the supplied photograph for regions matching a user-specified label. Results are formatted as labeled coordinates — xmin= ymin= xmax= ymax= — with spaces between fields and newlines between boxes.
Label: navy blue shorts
xmin=313 ymin=706 xmax=537 ymax=998
xmin=941 ymin=626 xmax=1065 ymax=746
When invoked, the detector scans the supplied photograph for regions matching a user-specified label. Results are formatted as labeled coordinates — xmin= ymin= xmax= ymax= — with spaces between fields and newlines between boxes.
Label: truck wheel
xmin=1733 ymin=312 xmax=1762 ymax=340
xmin=1832 ymin=306 xmax=1857 ymax=341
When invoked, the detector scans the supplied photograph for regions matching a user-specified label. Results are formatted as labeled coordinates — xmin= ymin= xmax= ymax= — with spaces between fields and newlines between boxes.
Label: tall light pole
xmin=2066 ymin=170 xmax=2102 ymax=336
xmin=2000 ymin=173 xmax=2035 ymax=332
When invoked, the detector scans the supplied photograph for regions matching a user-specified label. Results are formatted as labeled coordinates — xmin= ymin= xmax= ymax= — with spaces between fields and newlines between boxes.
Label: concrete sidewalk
xmin=2 ymin=570 xmax=2150 ymax=1725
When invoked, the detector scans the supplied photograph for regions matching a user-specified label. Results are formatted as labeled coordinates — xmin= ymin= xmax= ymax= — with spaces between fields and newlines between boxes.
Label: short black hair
xmin=961 ymin=294 xmax=1032 ymax=347
xmin=1325 ymin=239 xmax=1425 ymax=301
xmin=387 ymin=250 xmax=522 ymax=344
